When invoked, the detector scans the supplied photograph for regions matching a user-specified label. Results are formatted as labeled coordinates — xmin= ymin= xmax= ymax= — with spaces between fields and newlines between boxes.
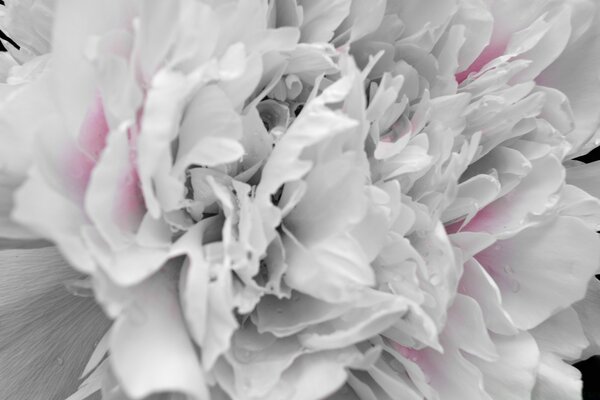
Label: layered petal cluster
xmin=1 ymin=0 xmax=600 ymax=400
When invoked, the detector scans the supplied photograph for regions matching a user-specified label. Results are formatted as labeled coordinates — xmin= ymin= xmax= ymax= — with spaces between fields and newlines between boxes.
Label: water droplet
xmin=510 ymin=280 xmax=521 ymax=293
xmin=429 ymin=273 xmax=441 ymax=286
xmin=236 ymin=348 xmax=253 ymax=363
xmin=63 ymin=278 xmax=94 ymax=298
xmin=56 ymin=357 xmax=64 ymax=366
xmin=503 ymin=265 xmax=514 ymax=274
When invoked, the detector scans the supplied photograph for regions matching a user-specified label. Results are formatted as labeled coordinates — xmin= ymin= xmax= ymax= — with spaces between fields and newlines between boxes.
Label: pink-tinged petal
xmin=459 ymin=259 xmax=517 ymax=335
xmin=63 ymin=95 xmax=110 ymax=203
xmin=464 ymin=155 xmax=564 ymax=237
xmin=0 ymin=247 xmax=110 ymax=400
xmin=78 ymin=95 xmax=111 ymax=161
xmin=85 ymin=122 xmax=145 ymax=247
xmin=530 ymin=307 xmax=588 ymax=361
xmin=442 ymin=174 xmax=501 ymax=224
xmin=475 ymin=216 xmax=600 ymax=330
xmin=110 ymin=270 xmax=209 ymax=400
xmin=531 ymin=353 xmax=582 ymax=400
xmin=467 ymin=332 xmax=540 ymax=400
xmin=456 ymin=41 xmax=507 ymax=83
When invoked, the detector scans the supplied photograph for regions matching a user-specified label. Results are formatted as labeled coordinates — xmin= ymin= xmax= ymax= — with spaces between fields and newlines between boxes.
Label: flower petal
xmin=475 ymin=216 xmax=600 ymax=330
xmin=109 ymin=270 xmax=209 ymax=399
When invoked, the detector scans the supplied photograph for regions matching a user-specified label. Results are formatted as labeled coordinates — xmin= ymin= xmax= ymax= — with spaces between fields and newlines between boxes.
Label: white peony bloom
xmin=1 ymin=0 xmax=600 ymax=399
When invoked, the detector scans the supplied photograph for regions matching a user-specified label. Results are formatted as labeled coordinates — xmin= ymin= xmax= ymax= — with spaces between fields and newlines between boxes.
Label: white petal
xmin=532 ymin=353 xmax=582 ymax=400
xmin=475 ymin=216 xmax=600 ymax=330
xmin=262 ymin=348 xmax=365 ymax=400
xmin=530 ymin=307 xmax=588 ymax=361
xmin=13 ymin=166 xmax=96 ymax=273
xmin=459 ymin=259 xmax=517 ymax=335
xmin=445 ymin=294 xmax=498 ymax=361
xmin=298 ymin=0 xmax=351 ymax=43
xmin=538 ymin=6 xmax=600 ymax=155
xmin=110 ymin=270 xmax=208 ymax=399
xmin=464 ymin=155 xmax=564 ymax=237
xmin=173 ymin=85 xmax=242 ymax=174
xmin=468 ymin=332 xmax=540 ymax=400
xmin=566 ymin=160 xmax=600 ymax=200
xmin=573 ymin=279 xmax=600 ymax=359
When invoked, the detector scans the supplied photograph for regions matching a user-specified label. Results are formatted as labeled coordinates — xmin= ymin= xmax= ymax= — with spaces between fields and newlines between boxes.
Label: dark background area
xmin=1 ymin=12 xmax=599 ymax=399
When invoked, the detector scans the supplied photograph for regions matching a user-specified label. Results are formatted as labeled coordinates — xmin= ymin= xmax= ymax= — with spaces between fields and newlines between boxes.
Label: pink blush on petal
xmin=113 ymin=109 xmax=146 ymax=231
xmin=79 ymin=95 xmax=110 ymax=159
xmin=473 ymin=243 xmax=516 ymax=293
xmin=455 ymin=41 xmax=508 ymax=84
xmin=391 ymin=341 xmax=435 ymax=382
xmin=392 ymin=342 xmax=424 ymax=363
xmin=114 ymin=165 xmax=146 ymax=231
xmin=64 ymin=96 xmax=110 ymax=201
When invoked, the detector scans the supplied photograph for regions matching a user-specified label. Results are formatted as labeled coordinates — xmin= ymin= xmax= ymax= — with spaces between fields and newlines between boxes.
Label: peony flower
xmin=1 ymin=0 xmax=600 ymax=399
